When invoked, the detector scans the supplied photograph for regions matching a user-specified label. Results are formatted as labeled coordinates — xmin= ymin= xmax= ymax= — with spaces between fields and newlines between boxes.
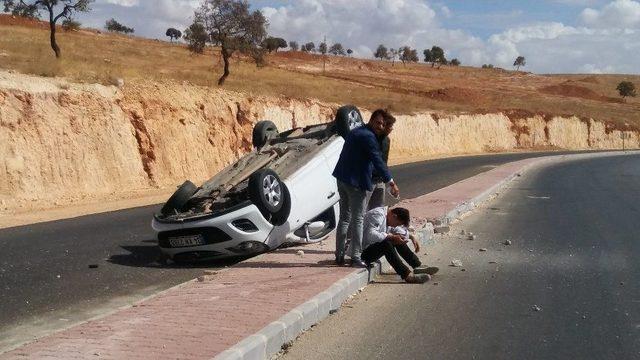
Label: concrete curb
xmin=213 ymin=151 xmax=638 ymax=360
xmin=213 ymin=265 xmax=378 ymax=360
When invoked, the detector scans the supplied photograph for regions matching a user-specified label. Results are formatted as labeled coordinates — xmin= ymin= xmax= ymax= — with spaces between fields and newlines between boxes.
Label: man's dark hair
xmin=390 ymin=207 xmax=410 ymax=226
xmin=371 ymin=109 xmax=396 ymax=126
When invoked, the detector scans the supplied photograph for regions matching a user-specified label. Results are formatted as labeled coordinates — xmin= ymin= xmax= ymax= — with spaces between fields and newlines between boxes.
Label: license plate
xmin=169 ymin=234 xmax=205 ymax=248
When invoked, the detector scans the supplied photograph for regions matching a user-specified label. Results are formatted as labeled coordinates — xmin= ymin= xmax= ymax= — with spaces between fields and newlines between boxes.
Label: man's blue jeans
xmin=336 ymin=180 xmax=368 ymax=261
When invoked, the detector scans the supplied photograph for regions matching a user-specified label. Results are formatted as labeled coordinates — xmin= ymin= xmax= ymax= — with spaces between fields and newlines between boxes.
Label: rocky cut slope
xmin=0 ymin=71 xmax=637 ymax=214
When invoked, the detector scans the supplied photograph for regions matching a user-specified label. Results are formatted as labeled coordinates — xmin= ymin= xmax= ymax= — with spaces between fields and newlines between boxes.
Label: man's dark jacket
xmin=372 ymin=136 xmax=390 ymax=182
xmin=332 ymin=126 xmax=392 ymax=191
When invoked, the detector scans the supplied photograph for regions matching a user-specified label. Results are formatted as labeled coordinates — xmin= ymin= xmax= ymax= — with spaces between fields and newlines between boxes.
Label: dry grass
xmin=1 ymin=16 xmax=639 ymax=127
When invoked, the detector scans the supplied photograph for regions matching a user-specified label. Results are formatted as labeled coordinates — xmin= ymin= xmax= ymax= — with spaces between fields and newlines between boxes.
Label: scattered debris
xmin=461 ymin=268 xmax=466 ymax=272
xmin=56 ymin=274 xmax=61 ymax=279
xmin=460 ymin=229 xmax=466 ymax=235
xmin=450 ymin=259 xmax=463 ymax=267
xmin=296 ymin=250 xmax=305 ymax=257
xmin=88 ymin=264 xmax=98 ymax=269
xmin=434 ymin=226 xmax=450 ymax=234
xmin=532 ymin=305 xmax=542 ymax=312
xmin=204 ymin=270 xmax=218 ymax=275
xmin=479 ymin=248 xmax=488 ymax=252
xmin=433 ymin=282 xmax=439 ymax=286
xmin=527 ymin=195 xmax=551 ymax=200
xmin=504 ymin=240 xmax=512 ymax=246
xmin=329 ymin=309 xmax=339 ymax=314
xmin=489 ymin=261 xmax=497 ymax=264
xmin=467 ymin=234 xmax=476 ymax=240
xmin=197 ymin=276 xmax=206 ymax=282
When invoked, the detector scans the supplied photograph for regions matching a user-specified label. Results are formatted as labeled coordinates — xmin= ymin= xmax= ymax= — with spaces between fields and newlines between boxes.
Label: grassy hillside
xmin=1 ymin=14 xmax=639 ymax=128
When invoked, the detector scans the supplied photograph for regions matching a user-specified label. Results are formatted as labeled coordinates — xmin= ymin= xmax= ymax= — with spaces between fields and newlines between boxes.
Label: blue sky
xmin=70 ymin=0 xmax=639 ymax=74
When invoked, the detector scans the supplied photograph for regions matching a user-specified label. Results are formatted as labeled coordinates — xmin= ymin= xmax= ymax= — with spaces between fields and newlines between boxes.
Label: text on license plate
xmin=169 ymin=234 xmax=205 ymax=247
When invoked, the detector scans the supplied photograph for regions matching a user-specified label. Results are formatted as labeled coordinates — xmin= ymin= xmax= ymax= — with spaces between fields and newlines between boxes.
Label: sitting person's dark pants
xmin=362 ymin=241 xmax=421 ymax=279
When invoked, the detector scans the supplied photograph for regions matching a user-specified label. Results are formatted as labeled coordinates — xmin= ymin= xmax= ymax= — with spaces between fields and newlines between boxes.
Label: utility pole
xmin=322 ymin=35 xmax=326 ymax=74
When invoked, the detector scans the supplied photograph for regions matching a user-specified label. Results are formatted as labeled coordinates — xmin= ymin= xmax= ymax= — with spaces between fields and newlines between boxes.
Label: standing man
xmin=368 ymin=115 xmax=394 ymax=210
xmin=333 ymin=109 xmax=400 ymax=267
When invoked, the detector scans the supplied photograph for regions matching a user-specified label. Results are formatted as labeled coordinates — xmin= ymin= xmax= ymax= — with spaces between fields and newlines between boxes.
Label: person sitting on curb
xmin=361 ymin=206 xmax=439 ymax=284
xmin=387 ymin=225 xmax=439 ymax=276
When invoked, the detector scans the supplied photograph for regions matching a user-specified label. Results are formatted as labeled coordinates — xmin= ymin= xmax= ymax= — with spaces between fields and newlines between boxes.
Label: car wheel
xmin=252 ymin=120 xmax=279 ymax=149
xmin=248 ymin=169 xmax=290 ymax=225
xmin=335 ymin=105 xmax=364 ymax=138
xmin=161 ymin=180 xmax=198 ymax=215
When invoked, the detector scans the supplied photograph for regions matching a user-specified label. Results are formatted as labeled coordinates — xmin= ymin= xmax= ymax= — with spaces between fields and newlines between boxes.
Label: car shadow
xmin=107 ymin=243 xmax=243 ymax=269
xmin=275 ymin=248 xmax=335 ymax=255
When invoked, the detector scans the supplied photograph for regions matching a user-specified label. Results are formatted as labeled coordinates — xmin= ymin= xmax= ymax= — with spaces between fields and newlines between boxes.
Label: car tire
xmin=161 ymin=180 xmax=198 ymax=215
xmin=248 ymin=169 xmax=290 ymax=225
xmin=252 ymin=120 xmax=279 ymax=149
xmin=335 ymin=105 xmax=364 ymax=138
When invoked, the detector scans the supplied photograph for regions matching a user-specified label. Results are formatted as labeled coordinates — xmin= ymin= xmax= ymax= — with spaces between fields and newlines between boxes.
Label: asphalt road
xmin=0 ymin=150 xmax=587 ymax=350
xmin=280 ymin=153 xmax=640 ymax=360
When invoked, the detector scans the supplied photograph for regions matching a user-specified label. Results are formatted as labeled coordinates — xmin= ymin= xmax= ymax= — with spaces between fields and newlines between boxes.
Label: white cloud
xmin=100 ymin=0 xmax=140 ymax=7
xmin=261 ymin=0 xmax=485 ymax=61
xmin=580 ymin=0 xmax=640 ymax=28
xmin=485 ymin=22 xmax=639 ymax=73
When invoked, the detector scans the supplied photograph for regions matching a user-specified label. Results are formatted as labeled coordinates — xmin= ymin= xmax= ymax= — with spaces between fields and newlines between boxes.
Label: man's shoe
xmin=414 ymin=266 xmax=439 ymax=275
xmin=336 ymin=255 xmax=345 ymax=266
xmin=350 ymin=259 xmax=367 ymax=268
xmin=405 ymin=274 xmax=431 ymax=284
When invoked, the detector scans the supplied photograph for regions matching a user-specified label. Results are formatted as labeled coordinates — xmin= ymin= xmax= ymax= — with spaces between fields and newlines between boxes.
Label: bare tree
xmin=513 ymin=56 xmax=526 ymax=71
xmin=389 ymin=48 xmax=398 ymax=66
xmin=193 ymin=0 xmax=267 ymax=85
xmin=3 ymin=0 xmax=93 ymax=58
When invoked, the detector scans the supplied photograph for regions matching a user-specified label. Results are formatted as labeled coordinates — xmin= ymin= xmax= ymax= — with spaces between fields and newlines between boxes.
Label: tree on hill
xmin=389 ymin=48 xmax=398 ymax=66
xmin=482 ymin=64 xmax=494 ymax=69
xmin=263 ymin=37 xmax=287 ymax=53
xmin=61 ymin=18 xmax=80 ymax=31
xmin=183 ymin=22 xmax=208 ymax=54
xmin=105 ymin=18 xmax=134 ymax=34
xmin=347 ymin=48 xmax=353 ymax=57
xmin=399 ymin=46 xmax=418 ymax=65
xmin=2 ymin=0 xmax=93 ymax=58
xmin=449 ymin=58 xmax=460 ymax=66
xmin=329 ymin=43 xmax=346 ymax=56
xmin=318 ymin=41 xmax=327 ymax=55
xmin=374 ymin=44 xmax=388 ymax=60
xmin=616 ymin=81 xmax=637 ymax=99
xmin=289 ymin=41 xmax=299 ymax=51
xmin=192 ymin=0 xmax=267 ymax=85
xmin=513 ymin=56 xmax=526 ymax=70
xmin=165 ymin=28 xmax=182 ymax=42
xmin=424 ymin=46 xmax=446 ymax=68
xmin=303 ymin=42 xmax=315 ymax=52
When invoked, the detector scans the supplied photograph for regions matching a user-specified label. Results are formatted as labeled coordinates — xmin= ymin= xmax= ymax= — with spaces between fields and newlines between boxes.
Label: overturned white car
xmin=151 ymin=105 xmax=365 ymax=262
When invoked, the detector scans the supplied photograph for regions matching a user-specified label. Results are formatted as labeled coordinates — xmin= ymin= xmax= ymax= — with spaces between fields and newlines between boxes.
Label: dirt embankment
xmin=0 ymin=71 xmax=638 ymax=214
